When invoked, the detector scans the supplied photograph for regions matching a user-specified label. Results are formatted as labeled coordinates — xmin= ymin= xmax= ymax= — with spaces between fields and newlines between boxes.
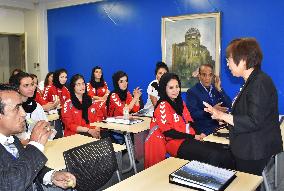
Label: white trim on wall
xmin=0 ymin=0 xmax=35 ymax=10
xmin=46 ymin=0 xmax=103 ymax=10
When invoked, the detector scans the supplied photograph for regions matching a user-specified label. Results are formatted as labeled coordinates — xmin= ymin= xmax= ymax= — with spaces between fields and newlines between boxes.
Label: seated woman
xmin=145 ymin=73 xmax=233 ymax=169
xmin=87 ymin=66 xmax=110 ymax=101
xmin=106 ymin=71 xmax=141 ymax=116
xmin=106 ymin=71 xmax=141 ymax=143
xmin=144 ymin=61 xmax=169 ymax=116
xmin=61 ymin=74 xmax=105 ymax=138
xmin=30 ymin=73 xmax=59 ymax=111
xmin=38 ymin=71 xmax=53 ymax=93
xmin=43 ymin=68 xmax=70 ymax=138
xmin=9 ymin=72 xmax=50 ymax=145
xmin=43 ymin=68 xmax=70 ymax=107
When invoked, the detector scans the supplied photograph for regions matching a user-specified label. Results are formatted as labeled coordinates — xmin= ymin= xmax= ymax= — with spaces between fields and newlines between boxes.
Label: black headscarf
xmin=22 ymin=97 xmax=37 ymax=113
xmin=69 ymin=74 xmax=92 ymax=124
xmin=53 ymin=69 xmax=67 ymax=89
xmin=106 ymin=71 xmax=128 ymax=113
xmin=155 ymin=73 xmax=184 ymax=116
xmin=90 ymin=66 xmax=105 ymax=89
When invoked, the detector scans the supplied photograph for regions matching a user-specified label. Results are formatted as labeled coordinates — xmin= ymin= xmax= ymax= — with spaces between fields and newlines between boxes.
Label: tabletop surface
xmin=91 ymin=116 xmax=151 ymax=134
xmin=44 ymin=134 xmax=126 ymax=170
xmin=203 ymin=128 xmax=230 ymax=145
xmin=105 ymin=157 xmax=263 ymax=191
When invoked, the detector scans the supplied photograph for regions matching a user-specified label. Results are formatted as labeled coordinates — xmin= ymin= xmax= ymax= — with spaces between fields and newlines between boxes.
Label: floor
xmin=99 ymin=132 xmax=147 ymax=190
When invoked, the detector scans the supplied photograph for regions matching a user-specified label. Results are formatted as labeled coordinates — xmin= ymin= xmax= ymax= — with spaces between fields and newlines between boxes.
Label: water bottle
xmin=123 ymin=104 xmax=129 ymax=120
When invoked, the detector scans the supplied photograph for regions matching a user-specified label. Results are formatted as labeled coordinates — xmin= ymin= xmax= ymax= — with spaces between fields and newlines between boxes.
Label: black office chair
xmin=63 ymin=137 xmax=120 ymax=191
xmin=262 ymin=151 xmax=284 ymax=191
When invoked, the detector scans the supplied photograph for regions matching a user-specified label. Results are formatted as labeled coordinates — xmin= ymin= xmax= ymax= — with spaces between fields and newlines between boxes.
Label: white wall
xmin=0 ymin=0 xmax=102 ymax=82
xmin=0 ymin=6 xmax=47 ymax=81
xmin=0 ymin=8 xmax=24 ymax=34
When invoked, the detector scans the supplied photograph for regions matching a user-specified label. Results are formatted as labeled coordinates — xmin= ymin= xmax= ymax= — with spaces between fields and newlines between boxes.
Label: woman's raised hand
xmin=133 ymin=87 xmax=142 ymax=99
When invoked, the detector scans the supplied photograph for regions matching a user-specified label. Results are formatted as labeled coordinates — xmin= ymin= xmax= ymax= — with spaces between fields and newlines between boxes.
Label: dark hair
xmin=70 ymin=74 xmax=84 ymax=94
xmin=44 ymin=72 xmax=54 ymax=87
xmin=198 ymin=64 xmax=214 ymax=74
xmin=155 ymin=61 xmax=169 ymax=75
xmin=11 ymin=68 xmax=22 ymax=76
xmin=106 ymin=71 xmax=128 ymax=113
xmin=69 ymin=74 xmax=92 ymax=124
xmin=226 ymin=38 xmax=262 ymax=69
xmin=53 ymin=69 xmax=67 ymax=89
xmin=9 ymin=72 xmax=31 ymax=89
xmin=90 ymin=66 xmax=105 ymax=89
xmin=0 ymin=84 xmax=18 ymax=114
xmin=155 ymin=73 xmax=184 ymax=116
xmin=30 ymin=74 xmax=38 ymax=85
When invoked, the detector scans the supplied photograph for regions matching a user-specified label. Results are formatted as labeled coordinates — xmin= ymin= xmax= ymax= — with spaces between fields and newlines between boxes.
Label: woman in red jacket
xmin=30 ymin=73 xmax=59 ymax=111
xmin=106 ymin=71 xmax=141 ymax=117
xmin=145 ymin=73 xmax=233 ymax=168
xmin=86 ymin=66 xmax=110 ymax=101
xmin=43 ymin=68 xmax=70 ymax=107
xmin=106 ymin=71 xmax=141 ymax=143
xmin=62 ymin=74 xmax=105 ymax=138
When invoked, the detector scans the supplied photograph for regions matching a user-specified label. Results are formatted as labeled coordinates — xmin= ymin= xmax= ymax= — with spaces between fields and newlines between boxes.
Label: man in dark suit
xmin=186 ymin=64 xmax=232 ymax=135
xmin=0 ymin=84 xmax=76 ymax=191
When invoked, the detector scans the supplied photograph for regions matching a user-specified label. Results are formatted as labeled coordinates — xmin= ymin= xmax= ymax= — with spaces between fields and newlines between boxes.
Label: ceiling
xmin=0 ymin=0 xmax=102 ymax=10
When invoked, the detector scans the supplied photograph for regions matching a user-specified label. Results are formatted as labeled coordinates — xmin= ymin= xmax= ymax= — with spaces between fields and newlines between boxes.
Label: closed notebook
xmin=169 ymin=160 xmax=236 ymax=191
xmin=104 ymin=116 xmax=144 ymax=125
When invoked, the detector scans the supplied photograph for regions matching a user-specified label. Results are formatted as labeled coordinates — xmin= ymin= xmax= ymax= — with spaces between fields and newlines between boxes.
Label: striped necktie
xmin=6 ymin=142 xmax=19 ymax=158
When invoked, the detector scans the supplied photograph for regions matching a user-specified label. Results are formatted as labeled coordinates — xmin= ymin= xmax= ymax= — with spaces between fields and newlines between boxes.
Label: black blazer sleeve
xmin=0 ymin=144 xmax=47 ymax=191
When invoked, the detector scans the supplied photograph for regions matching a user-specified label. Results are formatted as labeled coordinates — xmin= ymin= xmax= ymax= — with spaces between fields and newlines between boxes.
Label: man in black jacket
xmin=0 ymin=84 xmax=76 ymax=191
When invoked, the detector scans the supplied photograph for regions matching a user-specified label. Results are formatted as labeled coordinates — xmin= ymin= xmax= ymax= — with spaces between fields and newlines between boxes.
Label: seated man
xmin=0 ymin=84 xmax=76 ymax=191
xmin=186 ymin=64 xmax=232 ymax=135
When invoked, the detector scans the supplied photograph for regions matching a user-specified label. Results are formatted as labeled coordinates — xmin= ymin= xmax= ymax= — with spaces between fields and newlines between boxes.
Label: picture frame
xmin=162 ymin=12 xmax=221 ymax=92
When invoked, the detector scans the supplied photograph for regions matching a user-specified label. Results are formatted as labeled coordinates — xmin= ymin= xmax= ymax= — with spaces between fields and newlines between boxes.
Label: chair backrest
xmin=262 ymin=151 xmax=284 ymax=191
xmin=63 ymin=137 xmax=118 ymax=191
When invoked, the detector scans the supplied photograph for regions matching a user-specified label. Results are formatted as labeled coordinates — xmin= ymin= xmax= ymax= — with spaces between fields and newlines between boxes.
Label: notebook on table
xmin=104 ymin=116 xmax=144 ymax=125
xmin=169 ymin=160 xmax=236 ymax=191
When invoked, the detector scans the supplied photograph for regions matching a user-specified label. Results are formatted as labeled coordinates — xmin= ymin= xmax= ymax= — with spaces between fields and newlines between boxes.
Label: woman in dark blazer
xmin=204 ymin=38 xmax=283 ymax=175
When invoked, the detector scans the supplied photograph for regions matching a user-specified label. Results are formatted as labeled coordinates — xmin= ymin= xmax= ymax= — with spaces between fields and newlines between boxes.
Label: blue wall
xmin=48 ymin=0 xmax=284 ymax=113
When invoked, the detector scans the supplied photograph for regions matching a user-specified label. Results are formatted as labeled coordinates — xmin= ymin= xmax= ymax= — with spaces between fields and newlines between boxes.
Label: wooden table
xmin=105 ymin=157 xmax=263 ymax=191
xmin=44 ymin=134 xmax=126 ymax=170
xmin=91 ymin=117 xmax=151 ymax=174
xmin=203 ymin=128 xmax=230 ymax=145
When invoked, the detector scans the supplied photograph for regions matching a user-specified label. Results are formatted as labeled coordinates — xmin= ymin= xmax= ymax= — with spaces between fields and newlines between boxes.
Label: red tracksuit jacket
xmin=61 ymin=99 xmax=106 ymax=137
xmin=43 ymin=85 xmax=70 ymax=106
xmin=144 ymin=101 xmax=195 ymax=168
xmin=107 ymin=92 xmax=140 ymax=117
xmin=86 ymin=82 xmax=109 ymax=98
xmin=35 ymin=90 xmax=47 ymax=106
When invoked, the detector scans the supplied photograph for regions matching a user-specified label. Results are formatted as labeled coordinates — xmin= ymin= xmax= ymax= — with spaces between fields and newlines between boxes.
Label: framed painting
xmin=162 ymin=12 xmax=221 ymax=92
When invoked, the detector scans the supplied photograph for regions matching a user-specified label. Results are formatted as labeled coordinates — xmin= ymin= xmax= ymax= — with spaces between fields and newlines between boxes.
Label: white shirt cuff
xmin=43 ymin=170 xmax=55 ymax=185
xmin=28 ymin=141 xmax=44 ymax=152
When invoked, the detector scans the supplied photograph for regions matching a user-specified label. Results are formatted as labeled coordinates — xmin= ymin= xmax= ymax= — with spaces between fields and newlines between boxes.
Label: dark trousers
xmin=177 ymin=139 xmax=235 ymax=169
xmin=234 ymin=156 xmax=270 ymax=176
